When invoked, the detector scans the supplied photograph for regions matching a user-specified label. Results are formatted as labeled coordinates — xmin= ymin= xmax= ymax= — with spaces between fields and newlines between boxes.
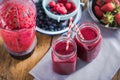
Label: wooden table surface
xmin=0 ymin=0 xmax=120 ymax=80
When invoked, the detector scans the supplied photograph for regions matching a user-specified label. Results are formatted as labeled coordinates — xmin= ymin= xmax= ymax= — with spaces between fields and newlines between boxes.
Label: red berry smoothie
xmin=52 ymin=37 xmax=77 ymax=75
xmin=74 ymin=23 xmax=102 ymax=62
xmin=0 ymin=0 xmax=36 ymax=58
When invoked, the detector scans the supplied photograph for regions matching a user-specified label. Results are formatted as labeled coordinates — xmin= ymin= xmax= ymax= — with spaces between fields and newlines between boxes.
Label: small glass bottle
xmin=74 ymin=22 xmax=102 ymax=62
xmin=0 ymin=0 xmax=37 ymax=59
xmin=51 ymin=37 xmax=77 ymax=75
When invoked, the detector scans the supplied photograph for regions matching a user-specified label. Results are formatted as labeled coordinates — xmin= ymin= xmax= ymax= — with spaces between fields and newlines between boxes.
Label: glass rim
xmin=77 ymin=22 xmax=101 ymax=43
xmin=52 ymin=37 xmax=77 ymax=59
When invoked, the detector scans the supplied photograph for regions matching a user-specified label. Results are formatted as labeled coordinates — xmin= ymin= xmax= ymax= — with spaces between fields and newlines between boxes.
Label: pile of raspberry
xmin=48 ymin=0 xmax=76 ymax=15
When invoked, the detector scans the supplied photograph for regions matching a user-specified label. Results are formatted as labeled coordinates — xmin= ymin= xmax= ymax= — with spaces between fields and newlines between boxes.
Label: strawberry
xmin=101 ymin=2 xmax=115 ymax=12
xmin=65 ymin=2 xmax=72 ymax=10
xmin=96 ymin=0 xmax=104 ymax=7
xmin=49 ymin=1 xmax=56 ymax=8
xmin=115 ymin=13 xmax=120 ymax=25
xmin=114 ymin=4 xmax=120 ymax=13
xmin=101 ymin=17 xmax=109 ymax=24
xmin=100 ymin=12 xmax=114 ymax=24
xmin=113 ymin=0 xmax=120 ymax=5
xmin=94 ymin=6 xmax=103 ymax=18
xmin=103 ymin=0 xmax=111 ymax=3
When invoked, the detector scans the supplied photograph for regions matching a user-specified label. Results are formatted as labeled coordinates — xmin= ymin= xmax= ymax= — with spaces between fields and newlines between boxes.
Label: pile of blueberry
xmin=35 ymin=0 xmax=70 ymax=31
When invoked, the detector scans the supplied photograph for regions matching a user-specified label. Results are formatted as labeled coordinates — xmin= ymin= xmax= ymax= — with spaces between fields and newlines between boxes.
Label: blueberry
xmin=44 ymin=18 xmax=49 ymax=22
xmin=35 ymin=0 xmax=69 ymax=32
xmin=38 ymin=10 xmax=43 ymax=14
xmin=52 ymin=23 xmax=57 ymax=27
xmin=49 ymin=25 xmax=54 ymax=29
xmin=62 ymin=25 xmax=66 ymax=29
xmin=54 ymin=28 xmax=58 ymax=31
xmin=39 ymin=16 xmax=44 ymax=20
xmin=46 ymin=6 xmax=50 ymax=11
xmin=57 ymin=28 xmax=62 ymax=31
xmin=49 ymin=26 xmax=54 ymax=31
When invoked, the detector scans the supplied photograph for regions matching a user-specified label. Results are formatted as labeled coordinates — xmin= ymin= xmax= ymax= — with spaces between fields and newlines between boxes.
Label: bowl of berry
xmin=87 ymin=0 xmax=120 ymax=29
xmin=42 ymin=0 xmax=80 ymax=21
xmin=35 ymin=0 xmax=82 ymax=35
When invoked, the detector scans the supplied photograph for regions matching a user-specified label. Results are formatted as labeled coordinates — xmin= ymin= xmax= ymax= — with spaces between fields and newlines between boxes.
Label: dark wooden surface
xmin=0 ymin=0 xmax=119 ymax=80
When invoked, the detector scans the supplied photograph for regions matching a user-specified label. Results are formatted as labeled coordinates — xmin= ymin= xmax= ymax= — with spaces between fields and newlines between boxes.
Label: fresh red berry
xmin=72 ymin=4 xmax=76 ymax=11
xmin=53 ymin=3 xmax=60 ymax=11
xmin=101 ymin=2 xmax=115 ymax=12
xmin=68 ymin=2 xmax=76 ymax=13
xmin=50 ymin=8 xmax=57 ymax=14
xmin=100 ymin=12 xmax=114 ymax=24
xmin=65 ymin=2 xmax=72 ymax=10
xmin=62 ymin=0 xmax=67 ymax=2
xmin=57 ymin=6 xmax=67 ymax=14
xmin=58 ymin=0 xmax=67 ymax=4
xmin=101 ymin=17 xmax=109 ymax=24
xmin=115 ymin=13 xmax=120 ymax=25
xmin=52 ymin=3 xmax=68 ymax=14
xmin=55 ymin=3 xmax=67 ymax=14
xmin=57 ymin=3 xmax=64 ymax=7
xmin=96 ymin=0 xmax=104 ymax=7
xmin=103 ymin=0 xmax=111 ymax=3
xmin=48 ymin=0 xmax=76 ymax=14
xmin=113 ymin=0 xmax=120 ymax=5
xmin=94 ymin=6 xmax=103 ymax=18
xmin=49 ymin=1 xmax=56 ymax=8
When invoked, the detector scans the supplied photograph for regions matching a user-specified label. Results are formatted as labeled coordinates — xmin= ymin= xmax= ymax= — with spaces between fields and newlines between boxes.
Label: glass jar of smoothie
xmin=0 ymin=0 xmax=37 ymax=59
xmin=51 ymin=37 xmax=77 ymax=75
xmin=74 ymin=22 xmax=102 ymax=62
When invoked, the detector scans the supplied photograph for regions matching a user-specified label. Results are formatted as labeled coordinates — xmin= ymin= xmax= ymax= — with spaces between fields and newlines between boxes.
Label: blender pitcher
xmin=0 ymin=0 xmax=37 ymax=59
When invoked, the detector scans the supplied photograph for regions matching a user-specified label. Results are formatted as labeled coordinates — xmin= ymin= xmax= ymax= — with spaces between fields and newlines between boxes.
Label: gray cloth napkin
xmin=29 ymin=8 xmax=120 ymax=80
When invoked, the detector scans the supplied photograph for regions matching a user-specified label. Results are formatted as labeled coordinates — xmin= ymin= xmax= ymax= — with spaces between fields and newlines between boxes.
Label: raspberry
xmin=57 ymin=3 xmax=64 ymax=7
xmin=50 ymin=8 xmax=57 ymax=14
xmin=49 ymin=1 xmax=56 ymax=8
xmin=58 ymin=0 xmax=67 ymax=4
xmin=94 ymin=5 xmax=103 ymax=18
xmin=53 ymin=3 xmax=60 ymax=11
xmin=57 ymin=6 xmax=67 ymax=14
xmin=65 ymin=2 xmax=72 ymax=10
xmin=68 ymin=2 xmax=76 ymax=13
xmin=48 ymin=0 xmax=76 ymax=14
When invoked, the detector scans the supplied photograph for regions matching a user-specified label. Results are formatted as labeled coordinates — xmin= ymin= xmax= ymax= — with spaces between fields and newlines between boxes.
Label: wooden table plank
xmin=113 ymin=71 xmax=118 ymax=80
xmin=0 ymin=32 xmax=52 ymax=80
xmin=113 ymin=69 xmax=120 ymax=80
xmin=118 ymin=70 xmax=120 ymax=80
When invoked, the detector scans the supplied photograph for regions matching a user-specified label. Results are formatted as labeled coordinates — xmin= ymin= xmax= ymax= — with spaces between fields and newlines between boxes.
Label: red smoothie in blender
xmin=0 ymin=0 xmax=36 ymax=59
xmin=52 ymin=37 xmax=77 ymax=75
xmin=74 ymin=22 xmax=102 ymax=62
